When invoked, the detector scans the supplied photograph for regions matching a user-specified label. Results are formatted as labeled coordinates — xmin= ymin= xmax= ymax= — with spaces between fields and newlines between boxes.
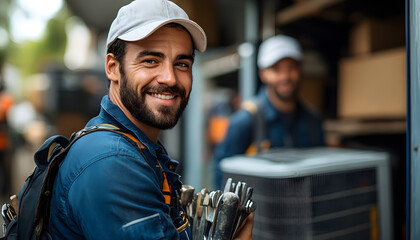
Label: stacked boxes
xmin=338 ymin=48 xmax=406 ymax=119
xmin=338 ymin=17 xmax=406 ymax=119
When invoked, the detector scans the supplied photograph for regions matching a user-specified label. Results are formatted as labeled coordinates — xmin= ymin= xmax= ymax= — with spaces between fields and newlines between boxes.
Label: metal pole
xmin=377 ymin=160 xmax=393 ymax=240
xmin=239 ymin=0 xmax=258 ymax=101
xmin=408 ymin=0 xmax=419 ymax=239
xmin=261 ymin=0 xmax=276 ymax=40
xmin=183 ymin=54 xmax=205 ymax=190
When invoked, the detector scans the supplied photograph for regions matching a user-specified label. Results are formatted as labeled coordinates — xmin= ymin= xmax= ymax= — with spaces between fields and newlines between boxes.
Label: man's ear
xmin=105 ymin=54 xmax=120 ymax=83
xmin=258 ymin=69 xmax=267 ymax=84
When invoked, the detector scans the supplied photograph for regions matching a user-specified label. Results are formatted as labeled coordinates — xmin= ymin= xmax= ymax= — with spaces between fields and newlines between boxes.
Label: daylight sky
xmin=10 ymin=0 xmax=63 ymax=42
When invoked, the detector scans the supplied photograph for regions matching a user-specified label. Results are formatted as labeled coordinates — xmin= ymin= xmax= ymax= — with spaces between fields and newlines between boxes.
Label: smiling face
xmin=106 ymin=25 xmax=194 ymax=137
xmin=259 ymin=58 xmax=301 ymax=103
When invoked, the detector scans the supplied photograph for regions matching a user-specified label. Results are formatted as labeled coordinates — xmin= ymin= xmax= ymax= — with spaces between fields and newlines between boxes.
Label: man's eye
xmin=176 ymin=62 xmax=190 ymax=69
xmin=144 ymin=59 xmax=157 ymax=64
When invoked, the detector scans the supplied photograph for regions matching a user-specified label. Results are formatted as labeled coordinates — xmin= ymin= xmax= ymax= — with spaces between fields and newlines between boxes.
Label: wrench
xmin=224 ymin=178 xmax=233 ymax=193
xmin=232 ymin=186 xmax=254 ymax=238
xmin=206 ymin=190 xmax=223 ymax=238
xmin=179 ymin=185 xmax=195 ymax=219
xmin=212 ymin=192 xmax=240 ymax=240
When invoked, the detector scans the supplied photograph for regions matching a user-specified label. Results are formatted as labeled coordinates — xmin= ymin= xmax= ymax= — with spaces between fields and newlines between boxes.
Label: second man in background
xmin=214 ymin=35 xmax=325 ymax=188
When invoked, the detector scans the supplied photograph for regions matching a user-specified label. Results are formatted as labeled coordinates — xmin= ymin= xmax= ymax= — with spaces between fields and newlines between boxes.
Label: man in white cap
xmin=48 ymin=0 xmax=253 ymax=239
xmin=214 ymin=35 xmax=325 ymax=188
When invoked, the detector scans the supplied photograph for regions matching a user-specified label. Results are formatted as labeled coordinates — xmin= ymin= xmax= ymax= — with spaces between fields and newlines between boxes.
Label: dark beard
xmin=119 ymin=70 xmax=189 ymax=130
xmin=272 ymin=81 xmax=300 ymax=102
xmin=273 ymin=88 xmax=298 ymax=102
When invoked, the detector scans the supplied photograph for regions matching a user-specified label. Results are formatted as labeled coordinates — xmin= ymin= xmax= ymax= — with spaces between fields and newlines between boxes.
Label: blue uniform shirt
xmin=214 ymin=87 xmax=325 ymax=188
xmin=49 ymin=96 xmax=191 ymax=239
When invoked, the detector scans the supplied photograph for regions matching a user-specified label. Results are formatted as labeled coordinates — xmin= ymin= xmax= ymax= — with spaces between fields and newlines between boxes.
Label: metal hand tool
xmin=2 ymin=203 xmax=17 ymax=236
xmin=188 ymin=193 xmax=198 ymax=226
xmin=206 ymin=190 xmax=223 ymax=239
xmin=179 ymin=185 xmax=195 ymax=219
xmin=231 ymin=185 xmax=255 ymax=238
xmin=193 ymin=191 xmax=203 ymax=238
xmin=240 ymin=182 xmax=248 ymax=206
xmin=1 ymin=204 xmax=15 ymax=225
xmin=212 ymin=192 xmax=240 ymax=240
xmin=245 ymin=199 xmax=257 ymax=213
xmin=198 ymin=192 xmax=210 ymax=239
xmin=197 ymin=202 xmax=208 ymax=239
xmin=193 ymin=188 xmax=210 ymax=239
xmin=179 ymin=185 xmax=195 ymax=209
xmin=2 ymin=204 xmax=9 ymax=226
xmin=231 ymin=183 xmax=246 ymax=238
xmin=245 ymin=187 xmax=253 ymax=204
xmin=234 ymin=181 xmax=242 ymax=203
xmin=223 ymin=178 xmax=233 ymax=193
xmin=2 ymin=204 xmax=8 ymax=237
xmin=186 ymin=179 xmax=256 ymax=240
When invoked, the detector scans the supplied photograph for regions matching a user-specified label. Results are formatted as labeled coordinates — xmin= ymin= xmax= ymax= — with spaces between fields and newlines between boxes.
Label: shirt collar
xmin=98 ymin=95 xmax=164 ymax=159
xmin=258 ymin=87 xmax=300 ymax=122
xmin=95 ymin=96 xmax=182 ymax=187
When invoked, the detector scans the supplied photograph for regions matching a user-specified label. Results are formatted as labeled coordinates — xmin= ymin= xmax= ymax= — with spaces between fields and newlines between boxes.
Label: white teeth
xmin=151 ymin=93 xmax=175 ymax=100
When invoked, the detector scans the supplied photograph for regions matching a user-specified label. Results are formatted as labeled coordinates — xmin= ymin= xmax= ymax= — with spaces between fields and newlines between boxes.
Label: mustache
xmin=142 ymin=85 xmax=186 ymax=95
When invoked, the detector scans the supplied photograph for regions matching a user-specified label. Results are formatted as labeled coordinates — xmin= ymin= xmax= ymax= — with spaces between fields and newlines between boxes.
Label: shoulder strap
xmin=33 ymin=124 xmax=147 ymax=239
xmin=78 ymin=126 xmax=172 ymax=205
xmin=34 ymin=135 xmax=70 ymax=170
xmin=299 ymin=101 xmax=322 ymax=146
xmin=241 ymin=99 xmax=270 ymax=154
xmin=70 ymin=124 xmax=146 ymax=149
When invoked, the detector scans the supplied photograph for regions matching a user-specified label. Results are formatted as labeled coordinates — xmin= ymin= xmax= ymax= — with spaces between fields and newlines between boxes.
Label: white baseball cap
xmin=106 ymin=0 xmax=207 ymax=52
xmin=257 ymin=35 xmax=302 ymax=69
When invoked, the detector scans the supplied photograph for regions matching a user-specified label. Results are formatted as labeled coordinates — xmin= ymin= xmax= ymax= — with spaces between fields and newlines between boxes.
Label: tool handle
xmin=212 ymin=192 xmax=239 ymax=240
xmin=10 ymin=195 xmax=18 ymax=215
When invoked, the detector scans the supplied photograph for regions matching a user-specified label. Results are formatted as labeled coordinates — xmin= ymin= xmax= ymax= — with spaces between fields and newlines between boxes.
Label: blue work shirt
xmin=214 ymin=87 xmax=325 ymax=189
xmin=48 ymin=96 xmax=191 ymax=239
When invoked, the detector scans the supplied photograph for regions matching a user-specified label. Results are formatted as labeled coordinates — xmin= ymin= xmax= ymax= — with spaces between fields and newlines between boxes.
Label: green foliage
xmin=0 ymin=0 xmax=12 ymax=28
xmin=0 ymin=0 xmax=13 ymax=66
xmin=8 ymin=8 xmax=70 ymax=76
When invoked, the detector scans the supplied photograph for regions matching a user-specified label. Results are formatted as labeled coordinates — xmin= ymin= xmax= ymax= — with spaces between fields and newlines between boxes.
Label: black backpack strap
xmin=33 ymin=124 xmax=145 ymax=239
xmin=34 ymin=135 xmax=70 ymax=170
xmin=241 ymin=98 xmax=270 ymax=154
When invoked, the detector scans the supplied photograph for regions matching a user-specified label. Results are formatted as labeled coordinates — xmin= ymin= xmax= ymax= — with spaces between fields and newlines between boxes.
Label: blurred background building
xmin=0 ymin=0 xmax=415 ymax=239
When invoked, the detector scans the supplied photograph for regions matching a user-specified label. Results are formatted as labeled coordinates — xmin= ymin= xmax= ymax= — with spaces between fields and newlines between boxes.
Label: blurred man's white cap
xmin=257 ymin=35 xmax=302 ymax=69
xmin=106 ymin=0 xmax=207 ymax=52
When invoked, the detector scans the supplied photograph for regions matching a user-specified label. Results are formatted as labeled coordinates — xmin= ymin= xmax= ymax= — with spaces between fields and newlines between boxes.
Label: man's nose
xmin=278 ymin=69 xmax=293 ymax=79
xmin=157 ymin=65 xmax=177 ymax=86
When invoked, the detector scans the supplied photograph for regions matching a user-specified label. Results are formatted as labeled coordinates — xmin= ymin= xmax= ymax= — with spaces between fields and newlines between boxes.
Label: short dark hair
xmin=106 ymin=39 xmax=126 ymax=87
xmin=107 ymin=38 xmax=127 ymax=65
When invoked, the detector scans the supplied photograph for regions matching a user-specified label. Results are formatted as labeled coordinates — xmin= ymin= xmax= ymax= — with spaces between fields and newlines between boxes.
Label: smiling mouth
xmin=150 ymin=93 xmax=176 ymax=100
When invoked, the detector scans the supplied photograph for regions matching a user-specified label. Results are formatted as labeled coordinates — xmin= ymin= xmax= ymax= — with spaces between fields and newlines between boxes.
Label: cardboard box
xmin=349 ymin=17 xmax=405 ymax=56
xmin=338 ymin=47 xmax=406 ymax=119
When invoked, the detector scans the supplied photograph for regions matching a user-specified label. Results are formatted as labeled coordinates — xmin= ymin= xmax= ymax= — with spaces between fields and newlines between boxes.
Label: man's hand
xmin=233 ymin=212 xmax=254 ymax=240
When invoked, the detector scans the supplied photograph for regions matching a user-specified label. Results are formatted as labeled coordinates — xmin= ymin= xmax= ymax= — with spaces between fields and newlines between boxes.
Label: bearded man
xmin=214 ymin=35 xmax=325 ymax=189
xmin=48 ymin=0 xmax=253 ymax=239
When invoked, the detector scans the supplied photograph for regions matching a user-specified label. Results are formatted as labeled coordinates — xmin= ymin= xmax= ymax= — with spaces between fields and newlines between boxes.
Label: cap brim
xmin=258 ymin=50 xmax=302 ymax=69
xmin=118 ymin=18 xmax=207 ymax=52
